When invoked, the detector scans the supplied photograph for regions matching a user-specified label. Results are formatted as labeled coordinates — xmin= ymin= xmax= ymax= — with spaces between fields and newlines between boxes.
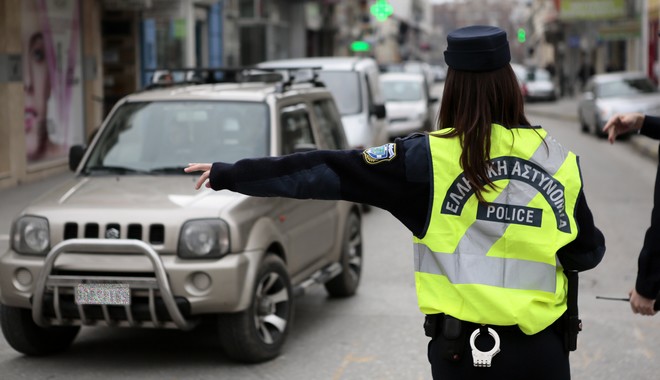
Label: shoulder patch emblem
xmin=363 ymin=143 xmax=396 ymax=164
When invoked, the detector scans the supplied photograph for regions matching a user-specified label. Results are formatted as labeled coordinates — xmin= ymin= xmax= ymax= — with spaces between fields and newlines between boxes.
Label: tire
xmin=324 ymin=213 xmax=363 ymax=298
xmin=578 ymin=113 xmax=590 ymax=133
xmin=0 ymin=304 xmax=79 ymax=356
xmin=217 ymin=254 xmax=293 ymax=363
xmin=580 ymin=122 xmax=590 ymax=133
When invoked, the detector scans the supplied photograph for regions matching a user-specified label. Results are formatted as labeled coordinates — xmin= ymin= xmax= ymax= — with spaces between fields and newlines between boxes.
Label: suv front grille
xmin=63 ymin=222 xmax=166 ymax=244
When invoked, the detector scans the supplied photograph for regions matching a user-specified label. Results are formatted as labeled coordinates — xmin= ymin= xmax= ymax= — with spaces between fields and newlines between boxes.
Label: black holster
xmin=424 ymin=314 xmax=466 ymax=361
xmin=560 ymin=269 xmax=582 ymax=352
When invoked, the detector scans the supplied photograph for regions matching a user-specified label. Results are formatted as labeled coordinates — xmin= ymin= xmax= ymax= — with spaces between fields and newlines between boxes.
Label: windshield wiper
xmin=83 ymin=165 xmax=150 ymax=175
xmin=148 ymin=166 xmax=193 ymax=175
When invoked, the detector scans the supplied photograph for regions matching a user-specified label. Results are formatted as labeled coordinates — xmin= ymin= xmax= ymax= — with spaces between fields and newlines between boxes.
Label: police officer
xmin=186 ymin=25 xmax=605 ymax=380
xmin=604 ymin=112 xmax=660 ymax=316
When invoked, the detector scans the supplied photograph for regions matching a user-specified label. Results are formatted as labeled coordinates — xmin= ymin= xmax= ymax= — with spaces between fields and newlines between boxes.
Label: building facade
xmin=0 ymin=0 xmax=352 ymax=190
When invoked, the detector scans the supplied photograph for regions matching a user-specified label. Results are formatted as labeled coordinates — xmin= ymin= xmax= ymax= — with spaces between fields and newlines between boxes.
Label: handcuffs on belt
xmin=469 ymin=326 xmax=501 ymax=367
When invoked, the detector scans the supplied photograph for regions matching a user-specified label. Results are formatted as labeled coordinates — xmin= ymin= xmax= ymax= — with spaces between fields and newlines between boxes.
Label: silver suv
xmin=0 ymin=70 xmax=363 ymax=363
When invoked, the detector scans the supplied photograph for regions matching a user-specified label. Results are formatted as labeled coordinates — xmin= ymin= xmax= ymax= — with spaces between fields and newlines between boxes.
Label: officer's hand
xmin=602 ymin=113 xmax=644 ymax=144
xmin=184 ymin=163 xmax=212 ymax=190
xmin=629 ymin=288 xmax=657 ymax=316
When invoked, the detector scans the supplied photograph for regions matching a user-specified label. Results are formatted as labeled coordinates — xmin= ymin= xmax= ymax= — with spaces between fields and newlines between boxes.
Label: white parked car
xmin=258 ymin=57 xmax=388 ymax=149
xmin=380 ymin=72 xmax=438 ymax=138
xmin=578 ymin=71 xmax=660 ymax=137
xmin=521 ymin=67 xmax=557 ymax=102
xmin=510 ymin=64 xmax=557 ymax=102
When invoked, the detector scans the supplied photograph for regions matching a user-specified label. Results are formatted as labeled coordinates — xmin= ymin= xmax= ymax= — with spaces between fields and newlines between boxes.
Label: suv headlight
xmin=178 ymin=219 xmax=230 ymax=259
xmin=12 ymin=216 xmax=50 ymax=255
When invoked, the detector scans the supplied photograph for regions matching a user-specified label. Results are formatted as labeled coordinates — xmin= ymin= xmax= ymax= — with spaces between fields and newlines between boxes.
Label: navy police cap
xmin=444 ymin=25 xmax=511 ymax=72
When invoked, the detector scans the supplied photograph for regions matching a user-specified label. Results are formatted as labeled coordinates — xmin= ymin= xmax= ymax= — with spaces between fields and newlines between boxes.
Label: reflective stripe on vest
xmin=414 ymin=124 xmax=582 ymax=334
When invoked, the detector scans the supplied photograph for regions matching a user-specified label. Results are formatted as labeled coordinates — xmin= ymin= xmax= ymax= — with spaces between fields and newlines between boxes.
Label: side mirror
xmin=370 ymin=104 xmax=387 ymax=119
xmin=69 ymin=145 xmax=85 ymax=172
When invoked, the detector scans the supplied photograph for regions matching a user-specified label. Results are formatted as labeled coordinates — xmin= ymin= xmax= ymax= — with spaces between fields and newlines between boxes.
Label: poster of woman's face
xmin=22 ymin=0 xmax=83 ymax=163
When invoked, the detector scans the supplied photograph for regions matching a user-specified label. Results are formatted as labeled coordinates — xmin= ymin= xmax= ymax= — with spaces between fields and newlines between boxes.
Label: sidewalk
xmin=525 ymin=95 xmax=659 ymax=162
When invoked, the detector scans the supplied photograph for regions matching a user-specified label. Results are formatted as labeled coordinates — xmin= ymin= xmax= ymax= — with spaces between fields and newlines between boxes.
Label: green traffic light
xmin=517 ymin=28 xmax=526 ymax=43
xmin=351 ymin=40 xmax=370 ymax=52
xmin=370 ymin=0 xmax=393 ymax=22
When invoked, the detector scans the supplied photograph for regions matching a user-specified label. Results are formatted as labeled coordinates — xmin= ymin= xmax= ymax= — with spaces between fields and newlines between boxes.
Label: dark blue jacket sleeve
xmin=636 ymin=155 xmax=660 ymax=298
xmin=641 ymin=115 xmax=660 ymax=140
xmin=208 ymin=135 xmax=432 ymax=236
xmin=632 ymin=115 xmax=660 ymax=297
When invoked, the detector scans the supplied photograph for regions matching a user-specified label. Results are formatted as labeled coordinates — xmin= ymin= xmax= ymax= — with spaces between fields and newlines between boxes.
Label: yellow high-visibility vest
xmin=414 ymin=124 xmax=582 ymax=334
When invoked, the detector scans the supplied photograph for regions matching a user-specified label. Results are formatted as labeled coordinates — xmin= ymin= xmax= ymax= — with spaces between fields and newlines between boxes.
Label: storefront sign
xmin=559 ymin=0 xmax=626 ymax=20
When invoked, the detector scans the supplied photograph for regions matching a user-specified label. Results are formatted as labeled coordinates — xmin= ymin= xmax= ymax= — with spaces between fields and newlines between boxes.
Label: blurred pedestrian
xmin=186 ymin=25 xmax=605 ymax=379
xmin=603 ymin=113 xmax=660 ymax=316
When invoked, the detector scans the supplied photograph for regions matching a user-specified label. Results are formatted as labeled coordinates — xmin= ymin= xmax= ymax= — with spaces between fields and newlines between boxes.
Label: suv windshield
xmin=316 ymin=71 xmax=362 ymax=115
xmin=83 ymin=101 xmax=269 ymax=174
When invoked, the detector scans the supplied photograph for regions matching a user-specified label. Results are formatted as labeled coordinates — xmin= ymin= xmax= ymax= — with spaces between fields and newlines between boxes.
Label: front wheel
xmin=217 ymin=254 xmax=293 ymax=363
xmin=324 ymin=212 xmax=363 ymax=298
xmin=578 ymin=113 xmax=590 ymax=133
xmin=0 ymin=304 xmax=80 ymax=356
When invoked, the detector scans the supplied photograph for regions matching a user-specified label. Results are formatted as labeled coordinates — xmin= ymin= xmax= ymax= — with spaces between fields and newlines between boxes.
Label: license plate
xmin=75 ymin=283 xmax=131 ymax=305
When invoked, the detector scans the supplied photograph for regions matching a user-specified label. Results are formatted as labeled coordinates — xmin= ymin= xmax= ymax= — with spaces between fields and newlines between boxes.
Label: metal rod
xmin=596 ymin=296 xmax=630 ymax=301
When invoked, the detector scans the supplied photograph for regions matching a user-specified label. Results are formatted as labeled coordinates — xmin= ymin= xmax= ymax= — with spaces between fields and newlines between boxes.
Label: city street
xmin=2 ymin=0 xmax=659 ymax=378
xmin=1 ymin=99 xmax=660 ymax=379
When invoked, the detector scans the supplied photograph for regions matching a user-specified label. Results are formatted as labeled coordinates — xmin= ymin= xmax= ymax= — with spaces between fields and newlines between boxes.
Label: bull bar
xmin=32 ymin=239 xmax=195 ymax=331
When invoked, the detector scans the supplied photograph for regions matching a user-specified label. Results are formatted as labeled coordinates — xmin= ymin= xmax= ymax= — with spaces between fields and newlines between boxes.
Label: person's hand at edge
xmin=602 ymin=112 xmax=644 ymax=144
xmin=184 ymin=163 xmax=212 ymax=190
xmin=629 ymin=288 xmax=657 ymax=316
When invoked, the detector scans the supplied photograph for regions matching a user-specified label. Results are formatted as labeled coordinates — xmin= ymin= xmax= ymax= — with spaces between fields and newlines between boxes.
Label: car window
xmin=280 ymin=103 xmax=315 ymax=155
xmin=84 ymin=101 xmax=270 ymax=172
xmin=316 ymin=71 xmax=362 ymax=115
xmin=313 ymin=99 xmax=345 ymax=150
xmin=382 ymin=80 xmax=424 ymax=102
xmin=597 ymin=77 xmax=657 ymax=98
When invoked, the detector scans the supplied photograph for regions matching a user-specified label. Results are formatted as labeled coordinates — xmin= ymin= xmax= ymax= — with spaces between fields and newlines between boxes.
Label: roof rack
xmin=253 ymin=66 xmax=325 ymax=93
xmin=142 ymin=66 xmax=325 ymax=92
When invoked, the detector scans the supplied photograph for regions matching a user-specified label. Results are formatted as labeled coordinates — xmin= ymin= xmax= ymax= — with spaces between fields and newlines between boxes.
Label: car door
xmin=276 ymin=101 xmax=338 ymax=275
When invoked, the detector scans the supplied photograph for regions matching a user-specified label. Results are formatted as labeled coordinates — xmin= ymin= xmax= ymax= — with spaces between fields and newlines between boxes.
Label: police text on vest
xmin=476 ymin=202 xmax=542 ymax=227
